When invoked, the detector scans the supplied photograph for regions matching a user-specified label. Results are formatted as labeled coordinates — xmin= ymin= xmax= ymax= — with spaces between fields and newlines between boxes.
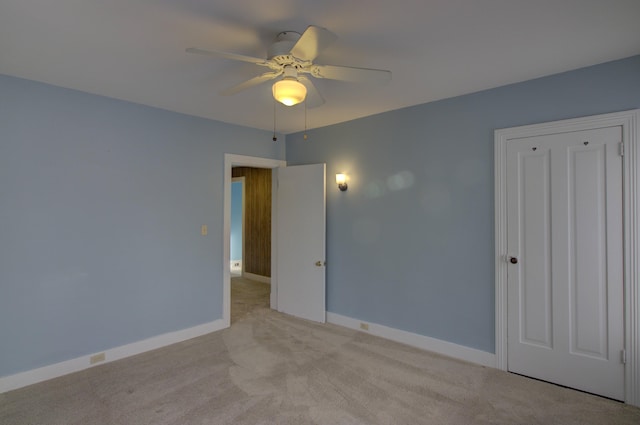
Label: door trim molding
xmin=223 ymin=154 xmax=286 ymax=327
xmin=494 ymin=109 xmax=640 ymax=406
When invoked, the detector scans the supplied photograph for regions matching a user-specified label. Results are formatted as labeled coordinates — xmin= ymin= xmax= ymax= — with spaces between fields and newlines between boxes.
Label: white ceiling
xmin=1 ymin=0 xmax=639 ymax=134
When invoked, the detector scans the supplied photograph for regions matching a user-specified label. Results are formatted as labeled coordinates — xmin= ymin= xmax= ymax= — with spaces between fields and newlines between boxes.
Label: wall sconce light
xmin=336 ymin=173 xmax=348 ymax=191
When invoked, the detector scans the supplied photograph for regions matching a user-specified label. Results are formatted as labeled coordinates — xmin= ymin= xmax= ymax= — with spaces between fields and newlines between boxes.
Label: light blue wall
xmin=231 ymin=181 xmax=243 ymax=261
xmin=286 ymin=55 xmax=640 ymax=353
xmin=0 ymin=74 xmax=284 ymax=377
xmin=2 ymin=56 xmax=639 ymax=377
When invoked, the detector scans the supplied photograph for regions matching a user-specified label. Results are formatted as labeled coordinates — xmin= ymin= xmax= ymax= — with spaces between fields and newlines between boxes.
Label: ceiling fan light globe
xmin=272 ymin=78 xmax=307 ymax=106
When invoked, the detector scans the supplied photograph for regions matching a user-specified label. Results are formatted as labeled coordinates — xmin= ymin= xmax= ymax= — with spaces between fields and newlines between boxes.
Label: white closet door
xmin=507 ymin=126 xmax=624 ymax=400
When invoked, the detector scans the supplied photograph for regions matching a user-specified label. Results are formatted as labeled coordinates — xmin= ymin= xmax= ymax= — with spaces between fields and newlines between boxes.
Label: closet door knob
xmin=509 ymin=257 xmax=518 ymax=264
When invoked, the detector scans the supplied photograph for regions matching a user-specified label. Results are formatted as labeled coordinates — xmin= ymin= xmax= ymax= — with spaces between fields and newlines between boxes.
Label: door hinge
xmin=619 ymin=142 xmax=624 ymax=157
xmin=621 ymin=349 xmax=627 ymax=364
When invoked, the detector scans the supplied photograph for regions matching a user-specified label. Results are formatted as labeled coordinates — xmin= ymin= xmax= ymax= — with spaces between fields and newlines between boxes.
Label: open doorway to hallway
xmin=230 ymin=166 xmax=272 ymax=323
xmin=223 ymin=154 xmax=286 ymax=326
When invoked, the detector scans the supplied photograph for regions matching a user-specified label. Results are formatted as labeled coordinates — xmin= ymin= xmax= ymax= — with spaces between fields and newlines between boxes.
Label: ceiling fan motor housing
xmin=268 ymin=31 xmax=302 ymax=66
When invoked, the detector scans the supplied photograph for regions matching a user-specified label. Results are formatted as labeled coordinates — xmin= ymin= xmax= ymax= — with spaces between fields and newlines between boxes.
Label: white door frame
xmin=223 ymin=154 xmax=286 ymax=327
xmin=494 ymin=109 xmax=640 ymax=406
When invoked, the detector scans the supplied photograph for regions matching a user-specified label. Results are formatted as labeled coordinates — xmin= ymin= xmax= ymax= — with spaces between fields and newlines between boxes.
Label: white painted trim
xmin=223 ymin=154 xmax=286 ymax=327
xmin=243 ymin=272 xmax=271 ymax=284
xmin=0 ymin=320 xmax=225 ymax=394
xmin=270 ymin=170 xmax=279 ymax=310
xmin=623 ymin=111 xmax=640 ymax=407
xmin=327 ymin=312 xmax=496 ymax=368
xmin=494 ymin=109 xmax=640 ymax=406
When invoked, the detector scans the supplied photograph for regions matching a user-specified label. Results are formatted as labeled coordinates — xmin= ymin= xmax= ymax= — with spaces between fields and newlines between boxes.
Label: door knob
xmin=315 ymin=261 xmax=325 ymax=267
xmin=509 ymin=256 xmax=518 ymax=264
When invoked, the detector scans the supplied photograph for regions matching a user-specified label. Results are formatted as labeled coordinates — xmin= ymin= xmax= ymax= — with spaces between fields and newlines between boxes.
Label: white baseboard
xmin=0 ymin=319 xmax=226 ymax=394
xmin=327 ymin=312 xmax=496 ymax=368
xmin=243 ymin=272 xmax=271 ymax=284
xmin=1 ymin=313 xmax=495 ymax=394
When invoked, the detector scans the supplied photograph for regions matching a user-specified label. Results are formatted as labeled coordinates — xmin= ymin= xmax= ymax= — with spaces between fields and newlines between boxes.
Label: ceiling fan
xmin=186 ymin=25 xmax=391 ymax=107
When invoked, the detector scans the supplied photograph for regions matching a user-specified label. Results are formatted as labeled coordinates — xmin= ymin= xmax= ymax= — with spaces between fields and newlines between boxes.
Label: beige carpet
xmin=231 ymin=276 xmax=270 ymax=324
xmin=2 ymin=307 xmax=640 ymax=424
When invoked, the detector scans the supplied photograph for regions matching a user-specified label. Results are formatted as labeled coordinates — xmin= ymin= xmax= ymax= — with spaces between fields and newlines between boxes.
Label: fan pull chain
xmin=303 ymin=102 xmax=308 ymax=140
xmin=272 ymin=100 xmax=278 ymax=142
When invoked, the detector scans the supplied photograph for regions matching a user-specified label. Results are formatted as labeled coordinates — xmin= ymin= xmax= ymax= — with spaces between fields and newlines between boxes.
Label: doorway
xmin=230 ymin=168 xmax=271 ymax=323
xmin=230 ymin=177 xmax=244 ymax=277
xmin=494 ymin=109 xmax=640 ymax=406
xmin=223 ymin=154 xmax=286 ymax=327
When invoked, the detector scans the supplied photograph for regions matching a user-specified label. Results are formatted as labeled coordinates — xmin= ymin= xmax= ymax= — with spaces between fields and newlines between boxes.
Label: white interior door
xmin=276 ymin=163 xmax=326 ymax=323
xmin=506 ymin=126 xmax=624 ymax=400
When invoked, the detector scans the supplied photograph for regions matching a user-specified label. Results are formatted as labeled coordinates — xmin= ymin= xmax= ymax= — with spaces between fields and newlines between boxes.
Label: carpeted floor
xmin=231 ymin=276 xmax=270 ymax=324
xmin=1 ymin=284 xmax=640 ymax=424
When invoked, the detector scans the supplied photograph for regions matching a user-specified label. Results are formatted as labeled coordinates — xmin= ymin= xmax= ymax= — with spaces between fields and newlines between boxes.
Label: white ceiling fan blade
xmin=290 ymin=26 xmax=337 ymax=62
xmin=311 ymin=64 xmax=391 ymax=84
xmin=186 ymin=47 xmax=270 ymax=66
xmin=221 ymin=71 xmax=282 ymax=95
xmin=298 ymin=76 xmax=325 ymax=108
